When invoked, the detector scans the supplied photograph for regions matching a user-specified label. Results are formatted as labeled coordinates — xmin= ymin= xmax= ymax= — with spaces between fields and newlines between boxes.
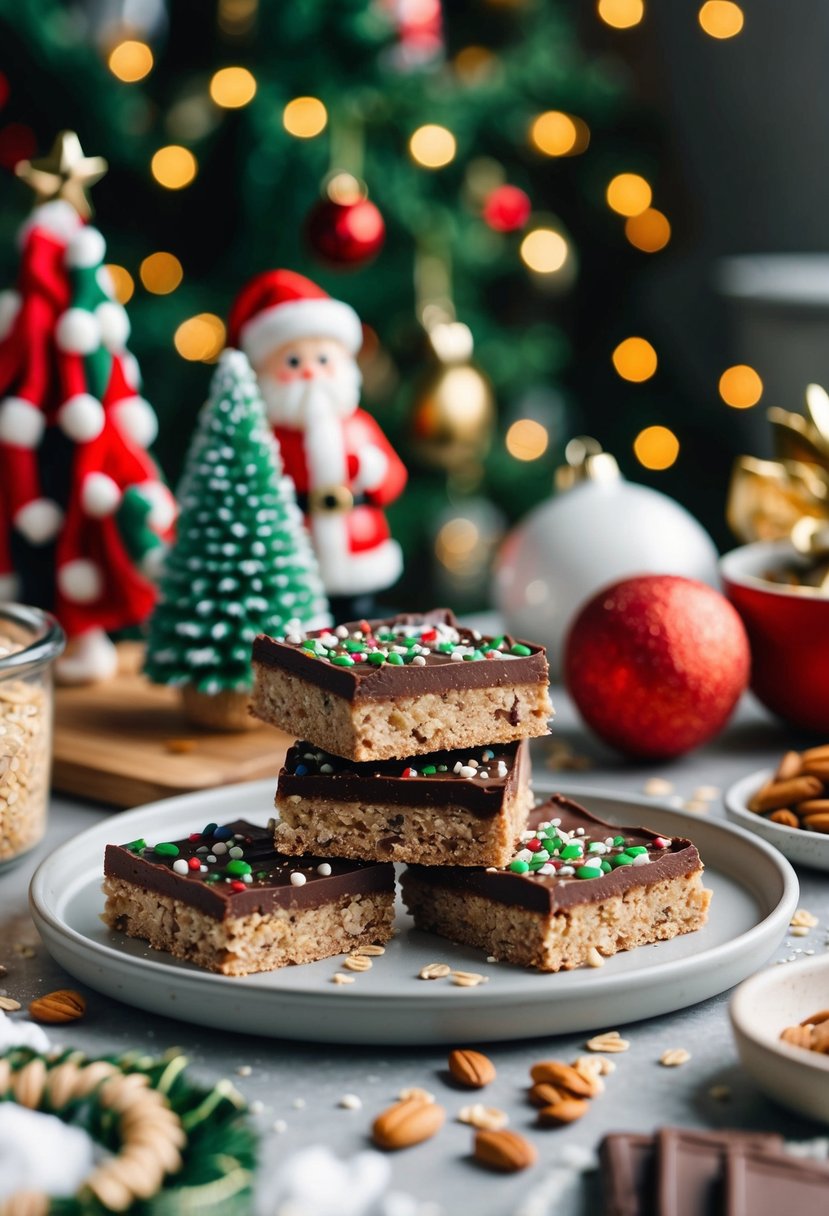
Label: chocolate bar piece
xmin=103 ymin=819 xmax=394 ymax=976
xmin=600 ymin=1133 xmax=656 ymax=1216
xmin=657 ymin=1128 xmax=783 ymax=1216
xmin=274 ymin=738 xmax=533 ymax=866
xmin=726 ymin=1148 xmax=829 ymax=1216
xmin=401 ymin=795 xmax=712 ymax=972
xmin=251 ymin=609 xmax=552 ymax=761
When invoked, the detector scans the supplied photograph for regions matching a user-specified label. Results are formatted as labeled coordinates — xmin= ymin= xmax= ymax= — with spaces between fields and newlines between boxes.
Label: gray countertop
xmin=2 ymin=690 xmax=826 ymax=1215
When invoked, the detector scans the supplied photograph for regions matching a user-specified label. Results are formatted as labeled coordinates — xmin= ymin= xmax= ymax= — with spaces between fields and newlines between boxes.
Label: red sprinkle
xmin=188 ymin=832 xmax=201 ymax=841
xmin=402 ymin=767 xmax=417 ymax=778
xmin=358 ymin=620 xmax=372 ymax=635
xmin=526 ymin=838 xmax=543 ymax=852
xmin=654 ymin=837 xmax=671 ymax=849
xmin=229 ymin=880 xmax=247 ymax=892
xmin=421 ymin=628 xmax=437 ymax=643
xmin=188 ymin=857 xmax=201 ymax=870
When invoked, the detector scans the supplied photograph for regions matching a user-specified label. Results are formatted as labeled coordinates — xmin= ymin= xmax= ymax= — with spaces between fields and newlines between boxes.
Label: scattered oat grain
xmin=0 ymin=996 xmax=20 ymax=1012
xmin=790 ymin=925 xmax=810 ymax=938
xmin=693 ymin=785 xmax=720 ymax=801
xmin=342 ymin=955 xmax=372 ymax=972
xmin=458 ymin=1103 xmax=509 ymax=1131
xmin=13 ymin=945 xmax=35 ymax=958
xmin=451 ymin=970 xmax=488 ymax=988
xmin=332 ymin=972 xmax=355 ymax=985
xmin=418 ymin=962 xmax=451 ymax=980
xmin=236 ymin=1065 xmax=252 ymax=1077
xmin=398 ymin=1087 xmax=435 ymax=1104
xmin=586 ymin=947 xmax=605 ymax=969
xmin=659 ymin=1048 xmax=691 ymax=1067
xmin=585 ymin=1031 xmax=630 ymax=1053
xmin=643 ymin=778 xmax=674 ymax=796
xmin=353 ymin=944 xmax=386 ymax=957
xmin=339 ymin=1093 xmax=362 ymax=1110
xmin=791 ymin=909 xmax=819 ymax=928
xmin=683 ymin=800 xmax=709 ymax=814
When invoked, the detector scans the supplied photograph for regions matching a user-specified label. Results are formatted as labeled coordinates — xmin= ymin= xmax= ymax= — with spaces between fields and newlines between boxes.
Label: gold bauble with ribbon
xmin=410 ymin=320 xmax=495 ymax=471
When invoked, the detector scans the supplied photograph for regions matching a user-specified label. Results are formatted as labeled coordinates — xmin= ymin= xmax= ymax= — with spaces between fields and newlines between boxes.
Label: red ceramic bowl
xmin=721 ymin=541 xmax=829 ymax=733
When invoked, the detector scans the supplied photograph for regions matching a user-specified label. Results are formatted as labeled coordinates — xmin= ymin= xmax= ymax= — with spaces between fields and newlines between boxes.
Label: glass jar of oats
xmin=0 ymin=605 xmax=65 ymax=870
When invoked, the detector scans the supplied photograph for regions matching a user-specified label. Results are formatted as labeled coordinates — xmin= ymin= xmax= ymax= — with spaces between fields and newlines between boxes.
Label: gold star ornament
xmin=16 ymin=131 xmax=107 ymax=219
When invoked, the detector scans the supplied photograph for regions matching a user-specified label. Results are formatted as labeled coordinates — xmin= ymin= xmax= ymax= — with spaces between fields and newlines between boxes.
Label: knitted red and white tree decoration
xmin=0 ymin=198 xmax=174 ymax=679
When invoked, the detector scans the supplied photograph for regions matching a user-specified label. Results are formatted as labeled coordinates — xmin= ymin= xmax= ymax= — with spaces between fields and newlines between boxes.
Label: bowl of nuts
xmin=725 ymin=746 xmax=829 ymax=871
xmin=730 ymin=954 xmax=829 ymax=1124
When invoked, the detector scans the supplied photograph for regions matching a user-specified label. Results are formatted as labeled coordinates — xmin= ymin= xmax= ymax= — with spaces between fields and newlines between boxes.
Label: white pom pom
xmin=0 ymin=291 xmax=21 ymax=341
xmin=121 ymin=351 xmax=141 ymax=390
xmin=65 ymin=226 xmax=106 ymax=269
xmin=57 ymin=559 xmax=103 ymax=604
xmin=96 ymin=301 xmax=130 ymax=352
xmin=14 ymin=499 xmax=64 ymax=545
xmin=55 ymin=308 xmax=100 ymax=355
xmin=112 ymin=396 xmax=158 ymax=447
xmin=134 ymin=480 xmax=176 ymax=532
xmin=141 ymin=543 xmax=166 ymax=581
xmin=18 ymin=200 xmax=80 ymax=248
xmin=0 ymin=397 xmax=45 ymax=448
xmin=57 ymin=393 xmax=105 ymax=443
xmin=0 ymin=572 xmax=20 ymax=602
xmin=81 ymin=472 xmax=122 ymax=518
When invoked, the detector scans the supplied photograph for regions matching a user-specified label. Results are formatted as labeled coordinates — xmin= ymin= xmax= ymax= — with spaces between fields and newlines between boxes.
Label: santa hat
xmin=227 ymin=269 xmax=362 ymax=366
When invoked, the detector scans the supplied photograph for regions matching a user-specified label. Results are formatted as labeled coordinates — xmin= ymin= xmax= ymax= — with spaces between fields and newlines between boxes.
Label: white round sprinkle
xmin=212 ymin=842 xmax=228 ymax=855
xmin=242 ymin=873 xmax=253 ymax=883
xmin=479 ymin=771 xmax=489 ymax=779
xmin=538 ymin=864 xmax=555 ymax=875
xmin=317 ymin=863 xmax=332 ymax=876
xmin=273 ymin=1120 xmax=287 ymax=1134
xmin=286 ymin=633 xmax=303 ymax=646
xmin=459 ymin=765 xmax=476 ymax=779
xmin=338 ymin=1093 xmax=362 ymax=1110
xmin=229 ymin=846 xmax=244 ymax=859
xmin=206 ymin=854 xmax=217 ymax=863
xmin=411 ymin=655 xmax=426 ymax=666
xmin=559 ymin=866 xmax=575 ymax=876
xmin=172 ymin=859 xmax=189 ymax=875
xmin=451 ymin=651 xmax=464 ymax=661
xmin=335 ymin=625 xmax=349 ymax=638
xmin=290 ymin=872 xmax=307 ymax=886
xmin=236 ymin=1064 xmax=252 ymax=1076
xmin=632 ymin=854 xmax=651 ymax=866
xmin=468 ymin=759 xmax=479 ymax=769
xmin=320 ymin=764 xmax=334 ymax=774
xmin=200 ymin=864 xmax=208 ymax=873
xmin=514 ymin=849 xmax=533 ymax=862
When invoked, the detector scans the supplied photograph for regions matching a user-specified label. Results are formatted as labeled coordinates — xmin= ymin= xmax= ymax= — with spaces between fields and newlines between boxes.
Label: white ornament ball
xmin=14 ymin=498 xmax=64 ymax=545
xmin=65 ymin=226 xmax=106 ymax=269
xmin=81 ymin=472 xmax=122 ymax=517
xmin=96 ymin=301 xmax=130 ymax=351
xmin=0 ymin=397 xmax=44 ymax=448
xmin=55 ymin=307 xmax=100 ymax=355
xmin=112 ymin=396 xmax=158 ymax=448
xmin=57 ymin=393 xmax=105 ymax=443
xmin=493 ymin=477 xmax=720 ymax=678
xmin=135 ymin=480 xmax=176 ymax=532
xmin=57 ymin=559 xmax=103 ymax=604
xmin=121 ymin=351 xmax=141 ymax=390
xmin=0 ymin=290 xmax=21 ymax=341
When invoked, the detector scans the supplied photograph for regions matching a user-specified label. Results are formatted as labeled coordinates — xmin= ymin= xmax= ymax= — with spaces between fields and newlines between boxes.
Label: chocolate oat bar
xmin=657 ymin=1129 xmax=783 ymax=1216
xmin=251 ymin=609 xmax=552 ymax=762
xmin=274 ymin=738 xmax=533 ymax=867
xmin=103 ymin=819 xmax=394 ymax=976
xmin=726 ymin=1148 xmax=829 ymax=1216
xmin=401 ymin=795 xmax=712 ymax=973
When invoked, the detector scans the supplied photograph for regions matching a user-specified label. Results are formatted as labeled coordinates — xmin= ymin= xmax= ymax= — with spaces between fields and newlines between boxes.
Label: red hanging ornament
xmin=305 ymin=173 xmax=385 ymax=269
xmin=482 ymin=185 xmax=532 ymax=233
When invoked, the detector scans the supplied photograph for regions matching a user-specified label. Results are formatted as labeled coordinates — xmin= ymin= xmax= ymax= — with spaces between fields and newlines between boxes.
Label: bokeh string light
xmin=597 ymin=0 xmax=645 ymax=29
xmin=606 ymin=173 xmax=652 ymax=217
xmin=283 ymin=97 xmax=327 ymax=138
xmin=719 ymin=364 xmax=763 ymax=408
xmin=140 ymin=252 xmax=184 ymax=295
xmin=634 ymin=425 xmax=680 ymax=470
xmin=108 ymin=40 xmax=154 ymax=83
xmin=520 ymin=228 xmax=568 ymax=274
xmin=151 ymin=146 xmax=197 ymax=190
xmin=530 ymin=111 xmax=590 ymax=157
xmin=174 ymin=314 xmax=226 ymax=362
xmin=209 ymin=67 xmax=257 ymax=108
xmin=409 ymin=124 xmax=456 ymax=168
xmin=612 ymin=336 xmax=658 ymax=382
xmin=505 ymin=418 xmax=549 ymax=461
xmin=625 ymin=207 xmax=671 ymax=252
xmin=104 ymin=264 xmax=134 ymax=305
xmin=698 ymin=1 xmax=744 ymax=39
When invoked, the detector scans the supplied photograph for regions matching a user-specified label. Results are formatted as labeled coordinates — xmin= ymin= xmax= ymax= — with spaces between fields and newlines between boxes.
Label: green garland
xmin=0 ymin=1047 xmax=256 ymax=1215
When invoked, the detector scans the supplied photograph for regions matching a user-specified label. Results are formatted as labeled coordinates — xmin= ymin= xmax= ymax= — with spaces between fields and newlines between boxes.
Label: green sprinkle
xmin=344 ymin=639 xmax=364 ymax=653
xmin=367 ymin=652 xmax=386 ymax=665
xmin=422 ymin=765 xmax=437 ymax=775
xmin=588 ymin=842 xmax=605 ymax=853
xmin=510 ymin=643 xmax=532 ymax=656
xmin=437 ymin=764 xmax=448 ymax=772
xmin=301 ymin=638 xmax=317 ymax=649
xmin=488 ymin=636 xmax=506 ymax=650
xmin=226 ymin=860 xmax=252 ymax=876
xmin=600 ymin=860 xmax=612 ymax=873
xmin=125 ymin=838 xmax=146 ymax=852
xmin=575 ymin=865 xmax=602 ymax=880
xmin=155 ymin=842 xmax=179 ymax=856
xmin=256 ymin=871 xmax=268 ymax=880
xmin=533 ymin=850 xmax=550 ymax=863
xmin=529 ymin=858 xmax=548 ymax=871
xmin=625 ymin=846 xmax=648 ymax=857
xmin=437 ymin=641 xmax=455 ymax=653
xmin=613 ymin=835 xmax=626 ymax=847
xmin=463 ymin=649 xmax=484 ymax=661
xmin=509 ymin=859 xmax=530 ymax=874
xmin=387 ymin=653 xmax=404 ymax=665
xmin=559 ymin=844 xmax=583 ymax=860
xmin=611 ymin=854 xmax=635 ymax=867
xmin=330 ymin=654 xmax=355 ymax=666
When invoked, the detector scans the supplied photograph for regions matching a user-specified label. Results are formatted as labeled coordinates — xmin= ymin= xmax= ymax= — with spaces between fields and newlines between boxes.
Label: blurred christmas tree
xmin=0 ymin=0 xmax=671 ymax=609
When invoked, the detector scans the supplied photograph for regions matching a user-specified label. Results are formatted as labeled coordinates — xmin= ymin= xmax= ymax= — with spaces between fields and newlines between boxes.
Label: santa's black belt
xmin=296 ymin=486 xmax=367 ymax=514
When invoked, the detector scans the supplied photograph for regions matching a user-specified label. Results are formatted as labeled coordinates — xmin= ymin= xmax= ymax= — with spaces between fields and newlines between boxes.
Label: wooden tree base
xmin=53 ymin=643 xmax=290 ymax=809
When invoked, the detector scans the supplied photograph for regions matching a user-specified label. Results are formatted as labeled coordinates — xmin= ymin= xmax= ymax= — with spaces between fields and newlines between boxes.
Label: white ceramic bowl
xmin=730 ymin=954 xmax=829 ymax=1124
xmin=725 ymin=768 xmax=829 ymax=872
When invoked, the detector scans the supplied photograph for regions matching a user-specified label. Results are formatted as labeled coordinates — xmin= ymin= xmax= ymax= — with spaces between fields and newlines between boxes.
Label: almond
xmin=803 ymin=812 xmax=829 ymax=834
xmin=802 ymin=745 xmax=829 ymax=764
xmin=801 ymin=1009 xmax=829 ymax=1027
xmin=749 ymin=776 xmax=823 ymax=813
xmin=795 ymin=800 xmax=829 ymax=817
xmin=537 ymin=1097 xmax=590 ymax=1126
xmin=448 ymin=1048 xmax=496 ymax=1089
xmin=528 ymin=1082 xmax=564 ymax=1107
xmin=473 ymin=1128 xmax=537 ymax=1172
xmin=775 ymin=750 xmax=803 ymax=780
xmin=769 ymin=809 xmax=799 ymax=828
xmin=811 ymin=1023 xmax=829 ymax=1054
xmin=371 ymin=1098 xmax=445 ymax=1150
xmin=28 ymin=989 xmax=86 ymax=1023
xmin=800 ymin=759 xmax=829 ymax=779
xmin=780 ymin=1025 xmax=813 ymax=1049
xmin=529 ymin=1060 xmax=593 ymax=1097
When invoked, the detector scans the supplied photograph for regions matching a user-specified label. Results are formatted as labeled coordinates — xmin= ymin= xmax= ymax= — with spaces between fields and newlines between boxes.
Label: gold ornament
xmin=410 ymin=321 xmax=495 ymax=471
xmin=16 ymin=131 xmax=107 ymax=220
xmin=727 ymin=383 xmax=829 ymax=557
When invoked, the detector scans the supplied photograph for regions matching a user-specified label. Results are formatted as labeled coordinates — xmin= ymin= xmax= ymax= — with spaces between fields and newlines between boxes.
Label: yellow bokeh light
xmin=597 ymin=0 xmax=644 ymax=29
xmin=103 ymin=264 xmax=134 ymax=305
xmin=520 ymin=228 xmax=569 ymax=274
xmin=140 ymin=252 xmax=183 ymax=295
xmin=174 ymin=314 xmax=226 ymax=362
xmin=698 ymin=0 xmax=744 ymax=38
xmin=210 ymin=66 xmax=257 ymax=108
xmin=612 ymin=336 xmax=658 ymax=382
xmin=283 ymin=97 xmax=328 ymax=138
xmin=719 ymin=364 xmax=763 ymax=409
xmin=606 ymin=173 xmax=652 ymax=218
xmin=505 ymin=419 xmax=549 ymax=461
xmin=107 ymin=40 xmax=154 ymax=83
xmin=151 ymin=146 xmax=197 ymax=190
xmin=531 ymin=111 xmax=590 ymax=158
xmin=409 ymin=124 xmax=456 ymax=169
xmin=625 ymin=207 xmax=671 ymax=252
xmin=435 ymin=517 xmax=481 ymax=572
xmin=634 ymin=426 xmax=680 ymax=471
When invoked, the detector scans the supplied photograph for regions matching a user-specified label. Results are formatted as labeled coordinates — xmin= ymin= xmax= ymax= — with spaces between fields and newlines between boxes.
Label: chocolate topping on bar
xmin=599 ymin=1133 xmax=655 ymax=1216
xmin=405 ymin=794 xmax=703 ymax=912
xmin=726 ymin=1148 xmax=829 ymax=1216
xmin=252 ymin=608 xmax=549 ymax=701
xmin=278 ymin=739 xmax=527 ymax=818
xmin=104 ymin=819 xmax=393 ymax=919
xmin=657 ymin=1129 xmax=783 ymax=1216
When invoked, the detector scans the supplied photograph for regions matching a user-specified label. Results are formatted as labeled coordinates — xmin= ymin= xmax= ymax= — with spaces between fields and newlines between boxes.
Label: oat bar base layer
xmin=274 ymin=782 xmax=536 ymax=867
xmin=401 ymin=869 xmax=711 ymax=972
xmin=102 ymin=875 xmax=395 ymax=976
xmin=251 ymin=665 xmax=550 ymax=761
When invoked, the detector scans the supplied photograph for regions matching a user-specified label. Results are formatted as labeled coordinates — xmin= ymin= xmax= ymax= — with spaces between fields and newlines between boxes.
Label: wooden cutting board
xmin=53 ymin=642 xmax=290 ymax=809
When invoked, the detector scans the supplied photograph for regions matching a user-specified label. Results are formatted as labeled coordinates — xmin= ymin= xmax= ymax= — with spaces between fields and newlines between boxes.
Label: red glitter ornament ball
xmin=482 ymin=184 xmax=532 ymax=233
xmin=305 ymin=197 xmax=386 ymax=267
xmin=564 ymin=575 xmax=750 ymax=760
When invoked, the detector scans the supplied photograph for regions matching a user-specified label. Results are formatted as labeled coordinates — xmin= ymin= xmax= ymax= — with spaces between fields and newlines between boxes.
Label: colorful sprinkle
xmin=402 ymin=767 xmax=418 ymax=778
xmin=226 ymin=860 xmax=252 ymax=876
xmin=155 ymin=842 xmax=179 ymax=857
xmin=317 ymin=863 xmax=332 ymax=876
xmin=125 ymin=838 xmax=146 ymax=853
xmin=172 ymin=859 xmax=189 ymax=875
xmin=229 ymin=880 xmax=247 ymax=892
xmin=509 ymin=859 xmax=530 ymax=874
xmin=331 ymin=654 xmax=355 ymax=666
xmin=290 ymin=872 xmax=307 ymax=887
xmin=188 ymin=857 xmax=201 ymax=871
xmin=510 ymin=643 xmax=532 ymax=656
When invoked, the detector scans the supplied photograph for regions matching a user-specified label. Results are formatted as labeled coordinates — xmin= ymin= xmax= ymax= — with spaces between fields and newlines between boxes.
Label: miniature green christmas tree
xmin=145 ymin=348 xmax=330 ymax=730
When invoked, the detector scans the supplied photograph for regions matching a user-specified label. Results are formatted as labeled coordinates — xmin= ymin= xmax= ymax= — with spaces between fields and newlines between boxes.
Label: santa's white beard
xmin=259 ymin=359 xmax=361 ymax=429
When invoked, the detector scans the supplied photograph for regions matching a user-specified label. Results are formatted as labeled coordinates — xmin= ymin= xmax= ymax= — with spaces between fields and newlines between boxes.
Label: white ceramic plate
xmin=726 ymin=768 xmax=829 ymax=872
xmin=731 ymin=954 xmax=829 ymax=1124
xmin=30 ymin=780 xmax=798 ymax=1045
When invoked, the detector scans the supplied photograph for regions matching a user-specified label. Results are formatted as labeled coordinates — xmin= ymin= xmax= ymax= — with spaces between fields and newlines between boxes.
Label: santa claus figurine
xmin=228 ymin=270 xmax=407 ymax=619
